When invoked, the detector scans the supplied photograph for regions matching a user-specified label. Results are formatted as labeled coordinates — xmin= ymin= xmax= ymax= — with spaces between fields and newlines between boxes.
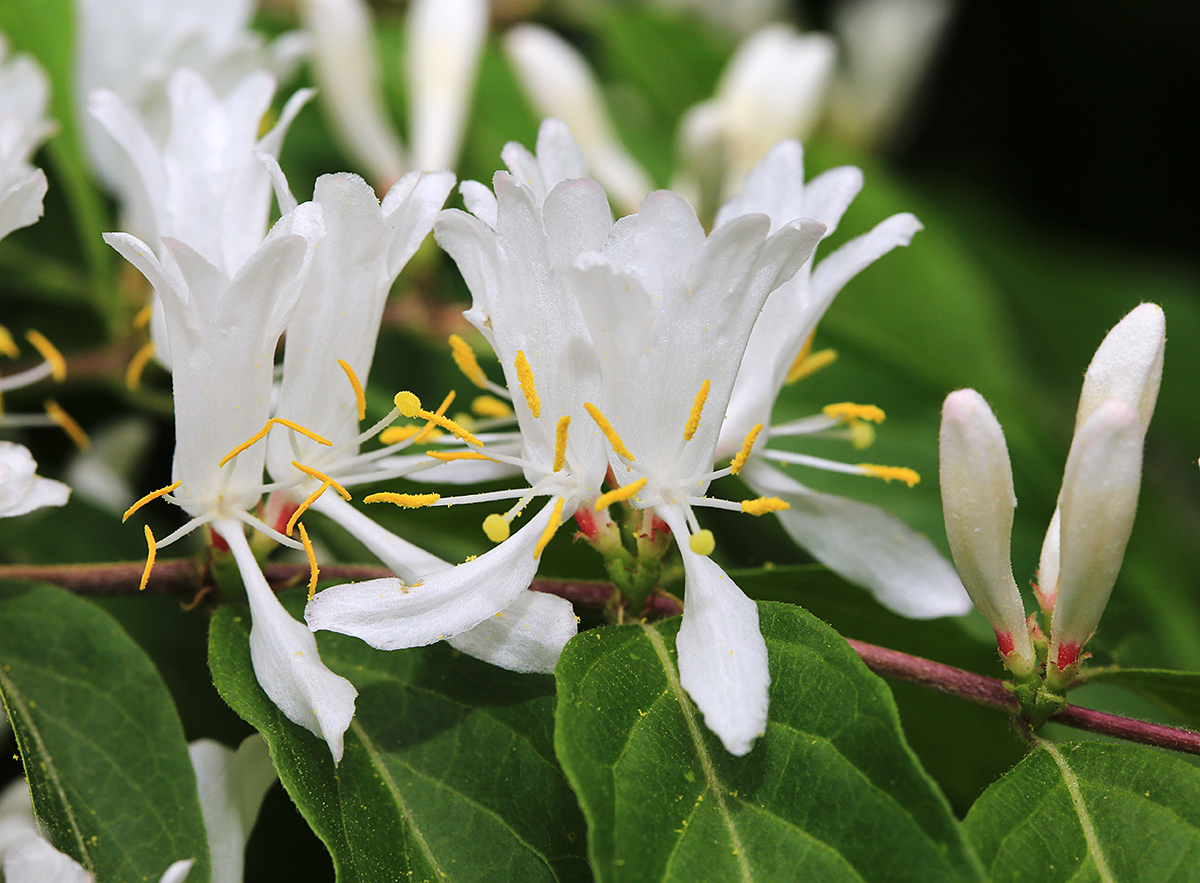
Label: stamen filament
xmin=594 ymin=477 xmax=647 ymax=511
xmin=45 ymin=400 xmax=89 ymax=449
xmin=514 ymin=351 xmax=540 ymax=418
xmin=290 ymin=461 xmax=352 ymax=499
xmin=218 ymin=418 xmax=332 ymax=468
xmin=123 ymin=480 xmax=182 ymax=522
xmin=858 ymin=464 xmax=920 ymax=487
xmin=364 ymin=492 xmax=441 ymax=508
xmin=25 ymin=330 xmax=66 ymax=381
xmin=533 ymin=498 xmax=565 ymax=559
xmin=392 ymin=391 xmax=482 ymax=447
xmin=741 ymin=496 xmax=790 ymax=516
xmin=585 ymin=402 xmax=634 ymax=461
xmin=299 ymin=522 xmax=319 ymax=601
xmin=730 ymin=423 xmax=763 ymax=475
xmin=139 ymin=525 xmax=157 ymax=591
xmin=552 ymin=415 xmax=570 ymax=472
xmin=412 ymin=390 xmax=456 ymax=444
xmin=824 ymin=402 xmax=886 ymax=424
xmin=684 ymin=379 xmax=710 ymax=441
xmin=287 ymin=481 xmax=333 ymax=535
xmin=449 ymin=334 xmax=489 ymax=388
xmin=337 ymin=359 xmax=367 ymax=421
xmin=125 ymin=341 xmax=156 ymax=390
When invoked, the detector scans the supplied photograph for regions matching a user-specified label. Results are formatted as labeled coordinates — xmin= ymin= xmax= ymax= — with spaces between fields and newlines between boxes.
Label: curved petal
xmin=188 ymin=735 xmax=276 ymax=883
xmin=658 ymin=507 xmax=769 ymax=756
xmin=743 ymin=459 xmax=970 ymax=618
xmin=217 ymin=520 xmax=357 ymax=763
xmin=809 ymin=211 xmax=922 ymax=307
xmin=0 ymin=168 xmax=47 ymax=241
xmin=447 ymin=589 xmax=578 ymax=674
xmin=158 ymin=860 xmax=197 ymax=883
xmin=0 ymin=442 xmax=70 ymax=517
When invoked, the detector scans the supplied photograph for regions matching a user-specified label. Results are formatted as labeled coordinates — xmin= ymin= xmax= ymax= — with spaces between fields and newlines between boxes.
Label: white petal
xmin=0 ymin=168 xmax=47 ymax=241
xmin=0 ymin=442 xmax=70 ymax=518
xmin=712 ymin=139 xmax=807 ymax=233
xmin=188 ymin=735 xmax=276 ymax=883
xmin=306 ymin=499 xmax=557 ymax=650
xmin=657 ymin=506 xmax=769 ymax=756
xmin=1051 ymin=399 xmax=1143 ymax=662
xmin=809 ymin=212 xmax=922 ymax=306
xmin=459 ymin=179 xmax=498 ymax=228
xmin=2 ymin=838 xmax=93 ymax=883
xmin=1036 ymin=505 xmax=1062 ymax=607
xmin=938 ymin=390 xmax=1035 ymax=673
xmin=157 ymin=859 xmax=196 ymax=883
xmin=743 ymin=460 xmax=970 ymax=618
xmin=312 ymin=492 xmax=446 ymax=582
xmin=1076 ymin=302 xmax=1164 ymax=433
xmin=448 ymin=589 xmax=578 ymax=674
xmin=217 ymin=520 xmax=357 ymax=763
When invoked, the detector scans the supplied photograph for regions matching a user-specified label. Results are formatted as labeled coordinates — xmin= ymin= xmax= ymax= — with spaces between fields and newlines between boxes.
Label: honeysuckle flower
xmin=0 ymin=37 xmax=51 ymax=242
xmin=106 ymin=197 xmax=359 ymax=762
xmin=712 ymin=140 xmax=970 ymax=619
xmin=0 ymin=441 xmax=69 ymax=518
xmin=306 ymin=120 xmax=606 ymax=666
xmin=939 ymin=304 xmax=1163 ymax=688
xmin=566 ymin=180 xmax=827 ymax=755
xmin=0 ymin=734 xmax=274 ymax=883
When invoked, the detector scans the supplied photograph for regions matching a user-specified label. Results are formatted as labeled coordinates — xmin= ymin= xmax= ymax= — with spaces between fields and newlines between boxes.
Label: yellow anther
xmin=274 ymin=418 xmax=334 ymax=445
xmin=594 ymin=477 xmax=647 ymax=511
xmin=514 ymin=351 xmax=540 ymax=418
xmin=125 ymin=341 xmax=156 ymax=390
xmin=218 ymin=418 xmax=332 ymax=468
xmin=0 ymin=325 xmax=18 ymax=359
xmin=139 ymin=525 xmax=157 ymax=592
xmin=290 ymin=461 xmax=352 ymax=499
xmin=741 ymin=496 xmax=790 ymax=516
xmin=584 ymin=402 xmax=634 ymax=461
xmin=449 ymin=334 xmax=489 ymax=389
xmin=859 ymin=464 xmax=920 ymax=487
xmin=45 ymin=400 xmax=89 ymax=450
xmin=787 ymin=348 xmax=837 ymax=385
xmin=299 ymin=522 xmax=319 ymax=601
xmin=413 ymin=390 xmax=456 ymax=445
xmin=684 ymin=379 xmax=710 ymax=442
xmin=472 ymin=395 xmax=513 ymax=419
xmin=380 ymin=425 xmax=420 ymax=444
xmin=122 ymin=480 xmax=182 ymax=523
xmin=132 ymin=303 xmax=153 ymax=329
xmin=552 ymin=415 xmax=570 ymax=472
xmin=394 ymin=391 xmax=422 ymax=417
xmin=364 ymin=492 xmax=441 ymax=508
xmin=393 ymin=391 xmax=482 ymax=448
xmin=730 ymin=423 xmax=763 ymax=475
xmin=26 ymin=331 xmax=66 ymax=381
xmin=483 ymin=513 xmax=510 ymax=543
xmin=287 ymin=481 xmax=333 ymax=536
xmin=850 ymin=421 xmax=876 ymax=450
xmin=824 ymin=402 xmax=886 ymax=424
xmin=337 ymin=359 xmax=367 ymax=421
xmin=689 ymin=529 xmax=716 ymax=557
xmin=425 ymin=450 xmax=496 ymax=462
xmin=533 ymin=497 xmax=565 ymax=559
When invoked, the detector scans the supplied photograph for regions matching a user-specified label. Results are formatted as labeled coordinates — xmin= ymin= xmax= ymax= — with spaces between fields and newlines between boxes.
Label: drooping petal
xmin=1075 ymin=302 xmax=1164 ymax=433
xmin=1050 ymin=399 xmax=1144 ymax=673
xmin=188 ymin=735 xmax=276 ymax=883
xmin=808 ymin=211 xmax=922 ymax=306
xmin=0 ymin=168 xmax=47 ymax=241
xmin=658 ymin=506 xmax=769 ymax=756
xmin=447 ymin=589 xmax=578 ymax=674
xmin=938 ymin=389 xmax=1035 ymax=675
xmin=742 ymin=460 xmax=970 ymax=618
xmin=216 ymin=519 xmax=357 ymax=763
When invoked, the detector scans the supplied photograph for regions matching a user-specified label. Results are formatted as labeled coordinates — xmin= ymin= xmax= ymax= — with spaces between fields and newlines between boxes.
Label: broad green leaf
xmin=963 ymin=741 xmax=1200 ymax=882
xmin=554 ymin=600 xmax=985 ymax=883
xmin=1079 ymin=668 xmax=1200 ymax=730
xmin=208 ymin=593 xmax=591 ymax=883
xmin=0 ymin=581 xmax=210 ymax=883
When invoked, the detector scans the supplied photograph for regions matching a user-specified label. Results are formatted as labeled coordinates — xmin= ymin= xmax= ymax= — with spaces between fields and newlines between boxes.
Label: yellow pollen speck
xmin=553 ymin=415 xmax=570 ymax=472
xmin=514 ymin=351 xmax=540 ymax=418
xmin=0 ymin=325 xmax=19 ymax=359
xmin=689 ymin=529 xmax=716 ymax=557
xmin=730 ymin=424 xmax=763 ymax=475
xmin=132 ymin=303 xmax=153 ymax=329
xmin=584 ymin=402 xmax=634 ymax=461
xmin=594 ymin=477 xmax=647 ymax=511
xmin=287 ymin=481 xmax=333 ymax=536
xmin=291 ymin=461 xmax=352 ymax=500
xmin=483 ymin=513 xmax=510 ymax=543
xmin=122 ymin=480 xmax=182 ymax=523
xmin=426 ymin=450 xmax=496 ymax=462
xmin=684 ymin=380 xmax=710 ymax=441
xmin=299 ymin=523 xmax=319 ymax=601
xmin=125 ymin=341 xmax=156 ymax=390
xmin=139 ymin=525 xmax=157 ymax=591
xmin=472 ymin=395 xmax=512 ymax=419
xmin=741 ymin=496 xmax=790 ymax=516
xmin=380 ymin=425 xmax=421 ymax=444
xmin=413 ymin=390 xmax=456 ymax=444
xmin=45 ymin=400 xmax=89 ymax=450
xmin=825 ymin=402 xmax=886 ymax=423
xmin=364 ymin=492 xmax=441 ymax=508
xmin=859 ymin=464 xmax=920 ymax=487
xmin=394 ymin=391 xmax=422 ymax=417
xmin=337 ymin=359 xmax=367 ymax=421
xmin=786 ymin=347 xmax=837 ymax=385
xmin=26 ymin=330 xmax=66 ymax=381
xmin=533 ymin=498 xmax=565 ymax=559
xmin=449 ymin=334 xmax=488 ymax=388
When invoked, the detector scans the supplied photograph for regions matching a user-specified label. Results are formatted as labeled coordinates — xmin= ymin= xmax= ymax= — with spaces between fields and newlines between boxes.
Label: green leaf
xmin=554 ymin=600 xmax=984 ymax=883
xmin=1079 ymin=668 xmax=1200 ymax=730
xmin=208 ymin=592 xmax=591 ymax=883
xmin=963 ymin=741 xmax=1200 ymax=882
xmin=0 ymin=581 xmax=210 ymax=883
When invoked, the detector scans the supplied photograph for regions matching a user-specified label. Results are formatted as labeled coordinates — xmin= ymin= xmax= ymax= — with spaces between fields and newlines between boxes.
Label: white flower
xmin=939 ymin=304 xmax=1163 ymax=685
xmin=712 ymin=140 xmax=970 ymax=619
xmin=0 ymin=37 xmax=51 ymax=242
xmin=0 ymin=442 xmax=69 ymax=518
